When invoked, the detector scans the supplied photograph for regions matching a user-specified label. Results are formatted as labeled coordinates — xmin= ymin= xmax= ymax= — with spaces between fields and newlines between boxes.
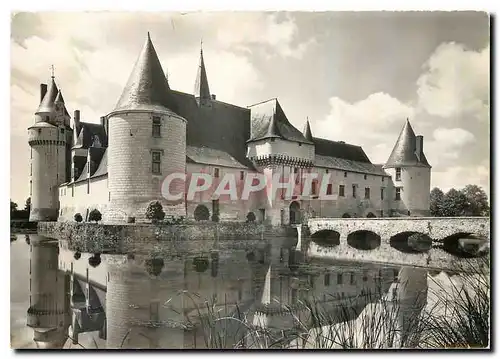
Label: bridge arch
xmin=366 ymin=212 xmax=376 ymax=218
xmin=346 ymin=230 xmax=381 ymax=250
xmin=194 ymin=205 xmax=210 ymax=221
xmin=341 ymin=213 xmax=351 ymax=218
xmin=311 ymin=229 xmax=341 ymax=247
xmin=389 ymin=232 xmax=432 ymax=253
xmin=442 ymin=232 xmax=489 ymax=258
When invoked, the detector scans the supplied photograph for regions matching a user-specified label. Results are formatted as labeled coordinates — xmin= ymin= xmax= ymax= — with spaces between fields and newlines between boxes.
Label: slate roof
xmin=36 ymin=78 xmax=58 ymax=114
xmin=315 ymin=154 xmax=388 ymax=176
xmin=186 ymin=146 xmax=249 ymax=169
xmin=313 ymin=137 xmax=372 ymax=163
xmin=247 ymin=99 xmax=313 ymax=144
xmin=113 ymin=33 xmax=178 ymax=114
xmin=73 ymin=122 xmax=108 ymax=149
xmin=171 ymin=90 xmax=254 ymax=169
xmin=92 ymin=149 xmax=108 ymax=177
xmin=385 ymin=119 xmax=431 ymax=168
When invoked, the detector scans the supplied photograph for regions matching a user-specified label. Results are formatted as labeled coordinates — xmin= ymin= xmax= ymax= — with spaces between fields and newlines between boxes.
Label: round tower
xmin=104 ymin=254 xmax=188 ymax=349
xmin=28 ymin=77 xmax=71 ymax=222
xmin=26 ymin=235 xmax=70 ymax=348
xmin=384 ymin=119 xmax=431 ymax=217
xmin=107 ymin=33 xmax=186 ymax=222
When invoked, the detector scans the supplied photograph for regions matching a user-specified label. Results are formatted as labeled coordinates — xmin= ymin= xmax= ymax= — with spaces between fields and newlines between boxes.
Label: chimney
xmin=100 ymin=116 xmax=109 ymax=136
xmin=415 ymin=135 xmax=424 ymax=161
xmin=40 ymin=84 xmax=47 ymax=103
xmin=73 ymin=110 xmax=81 ymax=134
xmin=211 ymin=94 xmax=216 ymax=100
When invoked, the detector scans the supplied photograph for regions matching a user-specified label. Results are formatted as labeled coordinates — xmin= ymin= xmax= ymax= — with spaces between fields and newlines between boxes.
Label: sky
xmin=9 ymin=11 xmax=490 ymax=205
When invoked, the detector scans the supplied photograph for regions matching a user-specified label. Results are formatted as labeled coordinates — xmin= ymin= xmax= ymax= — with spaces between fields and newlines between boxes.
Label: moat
xmin=10 ymin=225 xmax=489 ymax=350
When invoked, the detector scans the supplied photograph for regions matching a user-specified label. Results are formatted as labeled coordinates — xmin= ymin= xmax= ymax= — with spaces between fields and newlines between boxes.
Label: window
xmin=294 ymin=167 xmax=298 ymax=174
xmin=350 ymin=273 xmax=355 ymax=285
xmin=291 ymin=288 xmax=298 ymax=304
xmin=395 ymin=187 xmax=401 ymax=200
xmin=240 ymin=171 xmax=244 ymax=181
xmin=380 ymin=210 xmax=384 ymax=217
xmin=29 ymin=180 xmax=32 ymax=196
xmin=363 ymin=271 xmax=368 ymax=282
xmin=364 ymin=174 xmax=367 ymax=180
xmin=395 ymin=168 xmax=401 ymax=181
xmin=311 ymin=180 xmax=317 ymax=195
xmin=339 ymin=185 xmax=345 ymax=197
xmin=382 ymin=176 xmax=385 ymax=183
xmin=38 ymin=128 xmax=42 ymax=134
xmin=270 ymin=138 xmax=275 ymax=142
xmin=344 ymin=171 xmax=347 ymax=178
xmin=214 ymin=168 xmax=219 ymax=178
xmin=352 ymin=185 xmax=357 ymax=198
xmin=152 ymin=151 xmax=161 ymax=174
xmin=326 ymin=169 xmax=329 ymax=174
xmin=60 ymin=128 xmax=64 ymax=134
xmin=337 ymin=273 xmax=343 ymax=285
xmin=152 ymin=116 xmax=161 ymax=137
xmin=381 ymin=188 xmax=385 ymax=200
xmin=324 ymin=273 xmax=330 ymax=286
xmin=298 ymin=143 xmax=302 ymax=147
xmin=365 ymin=187 xmax=370 ymax=199
xmin=327 ymin=184 xmax=332 ymax=195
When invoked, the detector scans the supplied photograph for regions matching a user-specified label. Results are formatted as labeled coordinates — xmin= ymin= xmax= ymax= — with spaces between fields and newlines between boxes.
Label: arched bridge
xmin=303 ymin=217 xmax=490 ymax=271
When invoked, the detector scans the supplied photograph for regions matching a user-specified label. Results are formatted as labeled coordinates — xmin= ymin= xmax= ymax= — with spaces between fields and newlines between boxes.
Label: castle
xmin=28 ymin=33 xmax=431 ymax=224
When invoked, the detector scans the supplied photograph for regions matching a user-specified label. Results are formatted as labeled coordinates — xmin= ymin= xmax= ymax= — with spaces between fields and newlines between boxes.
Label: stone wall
xmin=38 ymin=222 xmax=297 ymax=255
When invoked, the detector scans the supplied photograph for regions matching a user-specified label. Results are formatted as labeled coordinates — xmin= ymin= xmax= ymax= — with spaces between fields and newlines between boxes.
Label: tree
xmin=430 ymin=187 xmax=445 ymax=217
xmin=145 ymin=201 xmax=165 ymax=223
xmin=441 ymin=188 xmax=469 ymax=217
xmin=24 ymin=197 xmax=31 ymax=213
xmin=10 ymin=200 xmax=17 ymax=214
xmin=461 ymin=184 xmax=490 ymax=217
xmin=88 ymin=209 xmax=102 ymax=223
xmin=74 ymin=213 xmax=83 ymax=222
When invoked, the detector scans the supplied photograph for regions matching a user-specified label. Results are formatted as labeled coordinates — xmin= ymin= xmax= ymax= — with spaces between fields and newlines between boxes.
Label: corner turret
xmin=384 ymin=119 xmax=431 ymax=217
xmin=303 ymin=119 xmax=313 ymax=142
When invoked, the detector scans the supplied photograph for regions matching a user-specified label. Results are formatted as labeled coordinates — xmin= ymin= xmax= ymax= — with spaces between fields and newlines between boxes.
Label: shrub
xmin=74 ymin=213 xmax=83 ymax=222
xmin=211 ymin=213 xmax=220 ymax=222
xmin=246 ymin=212 xmax=256 ymax=223
xmin=194 ymin=205 xmax=210 ymax=221
xmin=193 ymin=257 xmax=209 ymax=273
xmin=89 ymin=209 xmax=102 ymax=223
xmin=74 ymin=251 xmax=82 ymax=260
xmin=145 ymin=258 xmax=164 ymax=276
xmin=88 ymin=253 xmax=101 ymax=268
xmin=145 ymin=201 xmax=165 ymax=223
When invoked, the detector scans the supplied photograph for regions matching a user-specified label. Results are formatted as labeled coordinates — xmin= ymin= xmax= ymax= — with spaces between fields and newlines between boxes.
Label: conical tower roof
xmin=113 ymin=32 xmax=178 ymax=114
xmin=36 ymin=77 xmax=58 ymax=114
xmin=194 ymin=48 xmax=211 ymax=101
xmin=303 ymin=119 xmax=313 ymax=142
xmin=384 ymin=119 xmax=431 ymax=168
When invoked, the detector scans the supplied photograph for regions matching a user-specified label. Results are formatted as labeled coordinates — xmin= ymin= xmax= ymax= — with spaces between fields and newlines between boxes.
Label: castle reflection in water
xmin=24 ymin=234 xmax=400 ymax=349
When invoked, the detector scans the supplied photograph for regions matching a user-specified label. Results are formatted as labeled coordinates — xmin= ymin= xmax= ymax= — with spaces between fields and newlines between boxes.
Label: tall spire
xmin=384 ymin=119 xmax=430 ymax=168
xmin=303 ymin=118 xmax=313 ymax=142
xmin=194 ymin=42 xmax=211 ymax=102
xmin=113 ymin=32 xmax=177 ymax=113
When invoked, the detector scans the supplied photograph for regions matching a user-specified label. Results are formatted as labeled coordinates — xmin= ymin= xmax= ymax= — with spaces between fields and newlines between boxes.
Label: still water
xmin=11 ymin=233 xmax=452 ymax=349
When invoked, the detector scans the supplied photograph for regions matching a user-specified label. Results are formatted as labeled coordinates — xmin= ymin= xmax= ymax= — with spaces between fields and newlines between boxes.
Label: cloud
xmin=417 ymin=42 xmax=489 ymax=121
xmin=313 ymin=92 xmax=414 ymax=159
xmin=312 ymin=41 xmax=489 ymax=192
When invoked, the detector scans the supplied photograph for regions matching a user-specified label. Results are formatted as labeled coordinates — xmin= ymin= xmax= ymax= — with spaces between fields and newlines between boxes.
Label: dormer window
xmin=152 ymin=116 xmax=161 ymax=138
